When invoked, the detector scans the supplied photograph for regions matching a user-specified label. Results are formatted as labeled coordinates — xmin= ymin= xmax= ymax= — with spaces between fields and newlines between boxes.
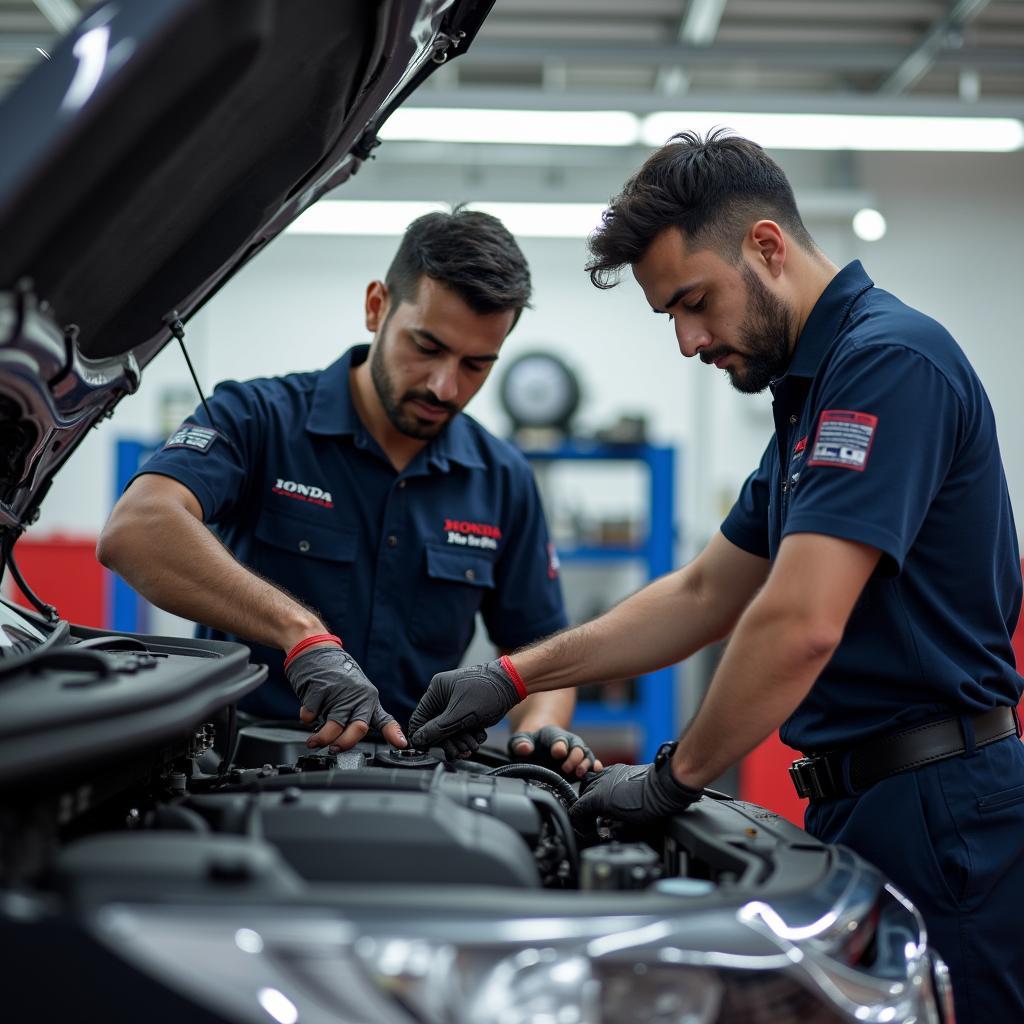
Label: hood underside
xmin=0 ymin=0 xmax=492 ymax=538
xmin=0 ymin=0 xmax=491 ymax=362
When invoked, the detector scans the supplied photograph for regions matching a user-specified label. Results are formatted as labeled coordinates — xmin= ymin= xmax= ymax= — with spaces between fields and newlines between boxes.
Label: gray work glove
xmin=409 ymin=658 xmax=522 ymax=760
xmin=285 ymin=646 xmax=404 ymax=752
xmin=569 ymin=754 xmax=702 ymax=831
xmin=509 ymin=725 xmax=603 ymax=779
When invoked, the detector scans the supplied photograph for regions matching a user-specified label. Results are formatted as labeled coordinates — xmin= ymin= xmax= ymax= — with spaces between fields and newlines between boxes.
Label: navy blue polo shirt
xmin=134 ymin=345 xmax=568 ymax=724
xmin=722 ymin=261 xmax=1022 ymax=753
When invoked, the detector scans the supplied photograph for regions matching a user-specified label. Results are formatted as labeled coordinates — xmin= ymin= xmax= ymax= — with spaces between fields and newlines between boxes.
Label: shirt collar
xmin=784 ymin=260 xmax=874 ymax=381
xmin=305 ymin=344 xmax=486 ymax=472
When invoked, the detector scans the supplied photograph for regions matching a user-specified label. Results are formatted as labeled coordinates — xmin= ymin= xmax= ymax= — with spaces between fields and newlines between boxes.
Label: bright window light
xmin=469 ymin=201 xmax=606 ymax=239
xmin=287 ymin=200 xmax=448 ymax=236
xmin=381 ymin=108 xmax=641 ymax=146
xmin=641 ymin=111 xmax=1024 ymax=152
xmin=287 ymin=201 xmax=606 ymax=239
xmin=852 ymin=208 xmax=887 ymax=241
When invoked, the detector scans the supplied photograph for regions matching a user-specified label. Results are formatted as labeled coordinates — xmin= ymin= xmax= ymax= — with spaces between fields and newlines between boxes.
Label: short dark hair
xmin=586 ymin=129 xmax=816 ymax=289
xmin=386 ymin=205 xmax=532 ymax=325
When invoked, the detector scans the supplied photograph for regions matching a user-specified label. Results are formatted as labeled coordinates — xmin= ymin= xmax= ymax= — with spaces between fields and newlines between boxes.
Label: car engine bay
xmin=0 ymin=608 xmax=950 ymax=1024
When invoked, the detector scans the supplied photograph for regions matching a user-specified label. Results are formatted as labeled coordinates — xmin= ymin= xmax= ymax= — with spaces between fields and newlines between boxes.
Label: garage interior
xmin=1 ymin=0 xmax=1023 ymax=819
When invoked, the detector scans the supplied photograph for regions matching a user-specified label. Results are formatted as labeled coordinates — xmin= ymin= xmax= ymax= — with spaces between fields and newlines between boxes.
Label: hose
xmin=485 ymin=762 xmax=579 ymax=807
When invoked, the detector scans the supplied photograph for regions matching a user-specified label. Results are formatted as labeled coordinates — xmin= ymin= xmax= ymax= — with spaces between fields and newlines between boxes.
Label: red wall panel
xmin=7 ymin=534 xmax=107 ymax=628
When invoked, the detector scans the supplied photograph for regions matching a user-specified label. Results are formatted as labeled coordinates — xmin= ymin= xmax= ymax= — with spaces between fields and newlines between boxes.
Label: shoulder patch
xmin=807 ymin=410 xmax=877 ymax=472
xmin=163 ymin=425 xmax=220 ymax=453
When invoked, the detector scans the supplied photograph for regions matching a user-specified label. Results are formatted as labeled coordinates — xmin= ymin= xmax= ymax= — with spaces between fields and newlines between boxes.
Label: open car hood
xmin=0 ymin=0 xmax=493 ymax=543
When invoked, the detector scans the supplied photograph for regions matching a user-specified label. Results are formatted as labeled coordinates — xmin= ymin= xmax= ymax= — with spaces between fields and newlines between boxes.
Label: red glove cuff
xmin=284 ymin=633 xmax=342 ymax=670
xmin=499 ymin=655 xmax=528 ymax=701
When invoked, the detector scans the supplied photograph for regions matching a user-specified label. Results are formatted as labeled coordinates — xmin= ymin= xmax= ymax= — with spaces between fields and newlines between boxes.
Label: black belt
xmin=789 ymin=705 xmax=1021 ymax=802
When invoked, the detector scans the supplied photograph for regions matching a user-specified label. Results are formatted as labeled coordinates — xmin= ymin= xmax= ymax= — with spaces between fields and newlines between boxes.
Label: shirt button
xmin=387 ymin=535 xmax=398 ymax=548
xmin=398 ymin=480 xmax=407 ymax=489
xmin=298 ymin=540 xmax=310 ymax=553
xmin=789 ymin=414 xmax=798 ymax=424
xmin=464 ymin=568 xmax=476 ymax=581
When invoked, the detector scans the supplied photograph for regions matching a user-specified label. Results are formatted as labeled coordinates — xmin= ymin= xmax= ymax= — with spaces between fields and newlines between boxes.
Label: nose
xmin=427 ymin=358 xmax=459 ymax=403
xmin=675 ymin=319 xmax=711 ymax=359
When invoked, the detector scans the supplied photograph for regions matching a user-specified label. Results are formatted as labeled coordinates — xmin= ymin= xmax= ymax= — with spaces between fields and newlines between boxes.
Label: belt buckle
xmin=789 ymin=756 xmax=835 ymax=801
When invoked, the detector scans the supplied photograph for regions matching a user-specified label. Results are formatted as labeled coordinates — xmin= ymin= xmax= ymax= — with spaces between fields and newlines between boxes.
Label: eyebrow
xmin=411 ymin=327 xmax=499 ymax=362
xmin=651 ymin=282 xmax=701 ymax=314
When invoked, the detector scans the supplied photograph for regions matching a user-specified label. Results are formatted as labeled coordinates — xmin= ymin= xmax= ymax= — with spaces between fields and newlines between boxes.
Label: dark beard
xmin=369 ymin=317 xmax=457 ymax=440
xmin=726 ymin=265 xmax=794 ymax=394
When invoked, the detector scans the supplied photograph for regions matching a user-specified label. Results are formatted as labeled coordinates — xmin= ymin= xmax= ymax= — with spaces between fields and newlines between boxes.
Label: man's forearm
xmin=668 ymin=598 xmax=839 ymax=789
xmin=99 ymin=500 xmax=322 ymax=651
xmin=512 ymin=567 xmax=734 ymax=693
xmin=507 ymin=687 xmax=575 ymax=731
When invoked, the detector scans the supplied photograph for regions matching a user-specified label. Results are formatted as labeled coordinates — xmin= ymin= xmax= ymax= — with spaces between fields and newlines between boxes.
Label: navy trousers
xmin=805 ymin=734 xmax=1024 ymax=1024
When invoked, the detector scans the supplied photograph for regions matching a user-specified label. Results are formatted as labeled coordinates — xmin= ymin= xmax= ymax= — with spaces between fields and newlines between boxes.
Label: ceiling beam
xmin=679 ymin=0 xmax=728 ymax=46
xmin=451 ymin=38 xmax=1022 ymax=73
xmin=32 ymin=0 xmax=79 ymax=34
xmin=880 ymin=0 xmax=992 ymax=95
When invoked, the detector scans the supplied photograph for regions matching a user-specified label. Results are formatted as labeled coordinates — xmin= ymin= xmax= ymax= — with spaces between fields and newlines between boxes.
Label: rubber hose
xmin=485 ymin=763 xmax=578 ymax=806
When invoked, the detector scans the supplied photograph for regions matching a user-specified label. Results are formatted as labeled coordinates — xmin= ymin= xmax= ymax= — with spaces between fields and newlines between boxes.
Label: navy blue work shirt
xmin=134 ymin=345 xmax=568 ymax=723
xmin=721 ymin=261 xmax=1022 ymax=753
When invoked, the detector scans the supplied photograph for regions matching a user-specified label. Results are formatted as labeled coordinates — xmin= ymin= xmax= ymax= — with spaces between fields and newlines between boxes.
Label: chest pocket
xmin=410 ymin=544 xmax=496 ymax=655
xmin=252 ymin=509 xmax=358 ymax=627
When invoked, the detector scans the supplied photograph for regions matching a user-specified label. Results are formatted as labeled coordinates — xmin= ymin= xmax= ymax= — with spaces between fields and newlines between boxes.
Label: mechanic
xmin=408 ymin=133 xmax=1024 ymax=1022
xmin=98 ymin=208 xmax=600 ymax=779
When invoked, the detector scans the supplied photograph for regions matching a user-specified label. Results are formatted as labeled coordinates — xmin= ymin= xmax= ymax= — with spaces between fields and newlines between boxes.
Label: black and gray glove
xmin=509 ymin=725 xmax=600 ymax=779
xmin=285 ymin=645 xmax=396 ymax=749
xmin=569 ymin=744 xmax=702 ymax=830
xmin=409 ymin=658 xmax=523 ymax=760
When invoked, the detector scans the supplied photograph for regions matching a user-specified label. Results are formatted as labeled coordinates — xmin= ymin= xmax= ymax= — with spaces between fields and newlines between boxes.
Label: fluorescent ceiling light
xmin=287 ymin=200 xmax=448 ymax=236
xmin=381 ymin=108 xmax=640 ymax=146
xmin=642 ymin=111 xmax=1024 ymax=152
xmin=286 ymin=201 xmax=606 ymax=239
xmin=468 ymin=201 xmax=605 ymax=239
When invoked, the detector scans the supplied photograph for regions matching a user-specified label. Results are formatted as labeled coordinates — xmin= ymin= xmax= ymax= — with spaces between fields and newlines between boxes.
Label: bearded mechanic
xmin=98 ymin=208 xmax=600 ymax=777
xmin=409 ymin=133 xmax=1024 ymax=1023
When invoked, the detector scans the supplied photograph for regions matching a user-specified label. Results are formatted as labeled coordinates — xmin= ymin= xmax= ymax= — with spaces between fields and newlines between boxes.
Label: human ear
xmin=364 ymin=280 xmax=389 ymax=332
xmin=747 ymin=220 xmax=787 ymax=278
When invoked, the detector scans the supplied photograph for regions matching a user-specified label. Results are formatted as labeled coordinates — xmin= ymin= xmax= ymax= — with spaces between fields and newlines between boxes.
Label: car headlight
xmin=355 ymin=936 xmax=723 ymax=1024
xmin=90 ymin=886 xmax=943 ymax=1024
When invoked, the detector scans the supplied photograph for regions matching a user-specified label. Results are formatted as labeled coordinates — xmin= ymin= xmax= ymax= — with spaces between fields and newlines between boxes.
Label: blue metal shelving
xmin=520 ymin=439 xmax=678 ymax=763
xmin=111 ymin=438 xmax=161 ymax=632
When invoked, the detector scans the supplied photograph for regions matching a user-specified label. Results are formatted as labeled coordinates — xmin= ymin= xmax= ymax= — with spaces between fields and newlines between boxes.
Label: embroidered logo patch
xmin=444 ymin=518 xmax=501 ymax=551
xmin=808 ymin=410 xmax=878 ymax=472
xmin=163 ymin=425 xmax=219 ymax=453
xmin=547 ymin=541 xmax=560 ymax=580
xmin=272 ymin=478 xmax=334 ymax=509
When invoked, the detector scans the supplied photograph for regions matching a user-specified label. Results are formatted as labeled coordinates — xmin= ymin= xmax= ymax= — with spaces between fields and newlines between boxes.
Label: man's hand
xmin=569 ymin=757 xmax=702 ymax=831
xmin=408 ymin=658 xmax=524 ymax=759
xmin=285 ymin=645 xmax=407 ymax=752
xmin=509 ymin=725 xmax=604 ymax=779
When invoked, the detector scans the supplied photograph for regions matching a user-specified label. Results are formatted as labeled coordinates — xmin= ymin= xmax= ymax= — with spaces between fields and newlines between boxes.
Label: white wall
xmin=38 ymin=149 xmax=1024 ymax=572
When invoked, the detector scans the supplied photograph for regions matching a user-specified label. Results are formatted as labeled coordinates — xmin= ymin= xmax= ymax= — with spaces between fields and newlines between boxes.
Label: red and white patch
xmin=808 ymin=410 xmax=878 ymax=472
xmin=444 ymin=518 xmax=502 ymax=551
xmin=547 ymin=542 xmax=560 ymax=580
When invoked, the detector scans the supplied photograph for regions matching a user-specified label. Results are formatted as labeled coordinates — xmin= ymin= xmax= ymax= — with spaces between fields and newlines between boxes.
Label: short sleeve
xmin=784 ymin=343 xmax=962 ymax=573
xmin=481 ymin=462 xmax=569 ymax=650
xmin=721 ymin=438 xmax=773 ymax=559
xmin=129 ymin=380 xmax=264 ymax=523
